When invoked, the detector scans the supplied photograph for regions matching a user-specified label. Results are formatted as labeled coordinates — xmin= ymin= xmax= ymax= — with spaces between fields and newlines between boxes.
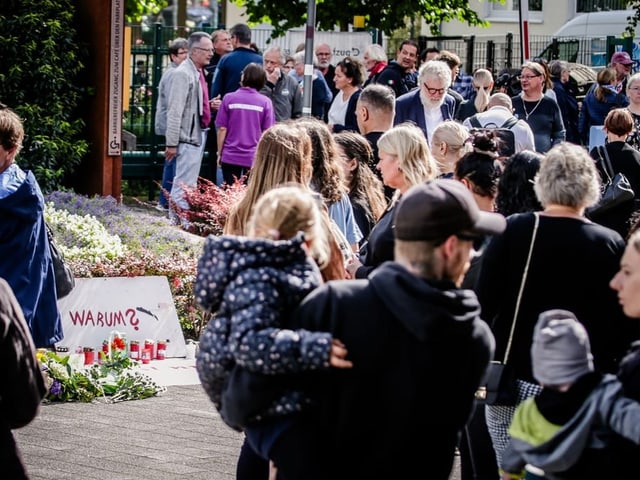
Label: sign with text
xmin=57 ymin=277 xmax=187 ymax=357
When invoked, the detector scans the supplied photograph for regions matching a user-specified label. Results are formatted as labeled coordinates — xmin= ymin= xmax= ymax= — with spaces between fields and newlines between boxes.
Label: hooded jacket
xmin=194 ymin=234 xmax=331 ymax=430
xmin=0 ymin=169 xmax=62 ymax=347
xmin=502 ymin=374 xmax=640 ymax=479
xmin=290 ymin=261 xmax=495 ymax=480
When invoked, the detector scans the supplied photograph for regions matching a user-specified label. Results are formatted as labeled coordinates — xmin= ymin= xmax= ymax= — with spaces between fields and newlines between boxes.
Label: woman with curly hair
xmin=298 ymin=118 xmax=363 ymax=252
xmin=495 ymin=150 xmax=544 ymax=217
xmin=333 ymin=131 xmax=386 ymax=243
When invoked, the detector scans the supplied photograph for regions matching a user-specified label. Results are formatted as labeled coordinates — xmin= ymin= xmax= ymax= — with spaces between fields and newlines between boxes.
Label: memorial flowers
xmin=38 ymin=344 xmax=166 ymax=403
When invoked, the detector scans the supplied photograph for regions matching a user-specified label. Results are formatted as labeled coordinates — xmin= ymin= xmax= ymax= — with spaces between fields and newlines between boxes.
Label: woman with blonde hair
xmin=456 ymin=68 xmax=494 ymax=122
xmin=347 ymin=122 xmax=439 ymax=278
xmin=224 ymin=123 xmax=313 ymax=236
xmin=430 ymin=120 xmax=472 ymax=177
xmin=625 ymin=72 xmax=640 ymax=151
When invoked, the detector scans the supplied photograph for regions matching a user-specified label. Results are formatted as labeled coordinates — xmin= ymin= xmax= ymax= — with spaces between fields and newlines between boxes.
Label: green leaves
xmin=0 ymin=0 xmax=89 ymax=192
xmin=231 ymin=0 xmax=492 ymax=38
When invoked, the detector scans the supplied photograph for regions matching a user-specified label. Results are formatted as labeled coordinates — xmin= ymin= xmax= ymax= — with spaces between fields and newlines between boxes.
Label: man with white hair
xmin=393 ymin=60 xmax=456 ymax=145
xmin=463 ymin=93 xmax=536 ymax=153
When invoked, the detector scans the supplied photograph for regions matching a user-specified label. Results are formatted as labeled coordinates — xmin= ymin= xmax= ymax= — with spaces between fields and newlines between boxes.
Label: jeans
xmin=158 ymin=156 xmax=175 ymax=208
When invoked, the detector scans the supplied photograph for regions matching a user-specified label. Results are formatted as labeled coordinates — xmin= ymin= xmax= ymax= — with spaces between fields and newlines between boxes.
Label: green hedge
xmin=0 ymin=0 xmax=89 ymax=193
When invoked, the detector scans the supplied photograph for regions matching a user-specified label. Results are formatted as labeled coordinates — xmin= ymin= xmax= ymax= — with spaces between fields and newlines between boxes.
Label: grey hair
xmin=263 ymin=45 xmax=285 ymax=64
xmin=628 ymin=73 xmax=640 ymax=95
xmin=293 ymin=50 xmax=317 ymax=66
xmin=188 ymin=31 xmax=211 ymax=50
xmin=418 ymin=60 xmax=453 ymax=89
xmin=364 ymin=44 xmax=387 ymax=63
xmin=534 ymin=143 xmax=600 ymax=209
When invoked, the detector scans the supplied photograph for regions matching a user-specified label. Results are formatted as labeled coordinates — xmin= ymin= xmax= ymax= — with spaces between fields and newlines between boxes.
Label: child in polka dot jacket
xmin=195 ymin=185 xmax=352 ymax=451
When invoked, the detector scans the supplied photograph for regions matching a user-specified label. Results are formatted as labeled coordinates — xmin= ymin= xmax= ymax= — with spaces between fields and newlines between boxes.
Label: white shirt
xmin=462 ymin=105 xmax=536 ymax=153
xmin=328 ymin=91 xmax=349 ymax=127
xmin=423 ymin=105 xmax=443 ymax=146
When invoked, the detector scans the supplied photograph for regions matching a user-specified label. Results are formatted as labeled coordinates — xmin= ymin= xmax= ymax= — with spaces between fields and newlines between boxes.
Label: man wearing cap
xmin=610 ymin=51 xmax=634 ymax=95
xmin=271 ymin=179 xmax=505 ymax=480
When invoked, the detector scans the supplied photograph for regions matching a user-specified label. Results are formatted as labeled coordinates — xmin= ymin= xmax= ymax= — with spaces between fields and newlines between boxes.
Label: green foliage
xmin=625 ymin=2 xmax=640 ymax=38
xmin=232 ymin=0 xmax=493 ymax=38
xmin=0 ymin=0 xmax=89 ymax=192
xmin=125 ymin=0 xmax=169 ymax=24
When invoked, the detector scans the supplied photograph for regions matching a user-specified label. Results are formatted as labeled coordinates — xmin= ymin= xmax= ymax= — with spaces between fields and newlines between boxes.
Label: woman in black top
xmin=588 ymin=108 xmax=640 ymax=238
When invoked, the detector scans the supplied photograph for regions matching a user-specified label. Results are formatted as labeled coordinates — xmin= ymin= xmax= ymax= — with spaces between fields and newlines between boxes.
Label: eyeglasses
xmin=520 ymin=74 xmax=541 ymax=80
xmin=176 ymin=50 xmax=188 ymax=56
xmin=423 ymin=83 xmax=445 ymax=95
xmin=317 ymin=52 xmax=331 ymax=57
xmin=629 ymin=87 xmax=640 ymax=92
xmin=194 ymin=47 xmax=214 ymax=53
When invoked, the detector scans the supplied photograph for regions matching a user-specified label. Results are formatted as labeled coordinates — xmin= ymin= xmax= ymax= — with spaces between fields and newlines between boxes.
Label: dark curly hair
xmin=496 ymin=150 xmax=544 ymax=217
xmin=454 ymin=132 xmax=502 ymax=199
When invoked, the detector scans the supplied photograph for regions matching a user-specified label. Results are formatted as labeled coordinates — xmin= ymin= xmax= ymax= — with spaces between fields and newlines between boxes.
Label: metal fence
xmin=123 ymin=23 xmax=609 ymax=195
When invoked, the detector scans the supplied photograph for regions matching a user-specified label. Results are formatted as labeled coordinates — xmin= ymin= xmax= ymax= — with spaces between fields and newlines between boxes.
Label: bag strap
xmin=600 ymin=145 xmax=614 ymax=182
xmin=500 ymin=116 xmax=519 ymax=130
xmin=504 ymin=213 xmax=539 ymax=364
xmin=469 ymin=115 xmax=482 ymax=128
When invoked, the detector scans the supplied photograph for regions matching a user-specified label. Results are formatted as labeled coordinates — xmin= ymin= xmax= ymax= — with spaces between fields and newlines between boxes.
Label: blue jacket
xmin=394 ymin=89 xmax=456 ymax=142
xmin=579 ymin=87 xmax=629 ymax=144
xmin=0 ymin=169 xmax=62 ymax=347
xmin=210 ymin=47 xmax=263 ymax=99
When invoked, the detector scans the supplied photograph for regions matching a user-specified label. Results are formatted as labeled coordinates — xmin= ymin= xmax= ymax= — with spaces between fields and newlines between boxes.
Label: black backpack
xmin=468 ymin=115 xmax=518 ymax=158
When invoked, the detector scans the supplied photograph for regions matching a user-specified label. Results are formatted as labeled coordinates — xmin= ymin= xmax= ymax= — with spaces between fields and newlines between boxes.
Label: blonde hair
xmin=377 ymin=123 xmax=439 ymax=189
xmin=0 ymin=105 xmax=24 ymax=151
xmin=473 ymin=68 xmax=493 ymax=113
xmin=247 ymin=184 xmax=330 ymax=269
xmin=224 ymin=123 xmax=313 ymax=235
xmin=431 ymin=121 xmax=472 ymax=166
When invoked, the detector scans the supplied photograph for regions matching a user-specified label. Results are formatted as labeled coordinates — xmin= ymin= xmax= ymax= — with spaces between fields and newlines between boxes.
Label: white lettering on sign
xmin=108 ymin=0 xmax=124 ymax=155
xmin=57 ymin=277 xmax=187 ymax=357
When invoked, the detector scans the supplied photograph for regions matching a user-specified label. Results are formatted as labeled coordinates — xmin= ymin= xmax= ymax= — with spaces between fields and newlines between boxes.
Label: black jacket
xmin=290 ymin=262 xmax=495 ymax=480
xmin=374 ymin=61 xmax=416 ymax=97
xmin=589 ymin=141 xmax=640 ymax=238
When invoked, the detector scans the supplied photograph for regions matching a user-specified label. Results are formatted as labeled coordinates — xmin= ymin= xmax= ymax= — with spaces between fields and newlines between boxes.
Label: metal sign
xmin=108 ymin=0 xmax=124 ymax=155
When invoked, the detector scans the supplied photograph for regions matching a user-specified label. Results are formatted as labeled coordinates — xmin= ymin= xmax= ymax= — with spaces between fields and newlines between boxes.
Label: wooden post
xmin=73 ymin=0 xmax=124 ymax=199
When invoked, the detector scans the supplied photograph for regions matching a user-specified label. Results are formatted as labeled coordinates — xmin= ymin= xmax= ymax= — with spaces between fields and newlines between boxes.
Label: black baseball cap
xmin=394 ymin=179 xmax=506 ymax=241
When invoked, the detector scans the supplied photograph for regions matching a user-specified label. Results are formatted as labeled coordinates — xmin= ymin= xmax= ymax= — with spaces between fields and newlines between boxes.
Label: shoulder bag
xmin=46 ymin=222 xmax=75 ymax=299
xmin=587 ymin=145 xmax=634 ymax=218
xmin=484 ymin=213 xmax=539 ymax=406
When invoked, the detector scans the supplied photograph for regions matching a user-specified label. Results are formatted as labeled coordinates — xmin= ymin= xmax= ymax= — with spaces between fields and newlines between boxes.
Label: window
xmin=488 ymin=0 xmax=543 ymax=20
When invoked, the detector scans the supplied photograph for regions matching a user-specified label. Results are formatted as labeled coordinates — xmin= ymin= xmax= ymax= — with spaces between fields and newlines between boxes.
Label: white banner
xmin=57 ymin=276 xmax=187 ymax=358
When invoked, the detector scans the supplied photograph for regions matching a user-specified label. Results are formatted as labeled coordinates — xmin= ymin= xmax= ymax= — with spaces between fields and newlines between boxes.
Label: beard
xmin=419 ymin=89 xmax=446 ymax=110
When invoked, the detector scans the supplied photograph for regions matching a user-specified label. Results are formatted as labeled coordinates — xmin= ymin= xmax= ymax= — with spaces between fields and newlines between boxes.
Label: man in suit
xmin=394 ymin=60 xmax=456 ymax=145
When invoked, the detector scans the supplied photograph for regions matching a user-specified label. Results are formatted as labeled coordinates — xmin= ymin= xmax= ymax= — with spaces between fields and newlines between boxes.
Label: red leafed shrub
xmin=170 ymin=177 xmax=247 ymax=237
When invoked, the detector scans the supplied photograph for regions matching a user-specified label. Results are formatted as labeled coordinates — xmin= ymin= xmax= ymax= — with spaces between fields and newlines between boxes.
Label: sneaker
xmin=154 ymin=203 xmax=168 ymax=212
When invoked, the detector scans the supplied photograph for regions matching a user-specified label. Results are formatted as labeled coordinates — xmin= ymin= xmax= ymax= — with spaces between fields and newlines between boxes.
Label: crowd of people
xmin=8 ymin=23 xmax=640 ymax=480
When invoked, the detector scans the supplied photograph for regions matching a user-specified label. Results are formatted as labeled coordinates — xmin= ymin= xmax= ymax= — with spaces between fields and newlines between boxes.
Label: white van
xmin=543 ymin=10 xmax=639 ymax=68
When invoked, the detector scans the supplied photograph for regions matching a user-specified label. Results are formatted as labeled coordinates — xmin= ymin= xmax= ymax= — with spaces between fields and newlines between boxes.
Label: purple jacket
xmin=216 ymin=87 xmax=275 ymax=168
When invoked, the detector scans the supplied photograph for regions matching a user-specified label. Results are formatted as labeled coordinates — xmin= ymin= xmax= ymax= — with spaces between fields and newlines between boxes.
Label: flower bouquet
xmin=38 ymin=332 xmax=166 ymax=403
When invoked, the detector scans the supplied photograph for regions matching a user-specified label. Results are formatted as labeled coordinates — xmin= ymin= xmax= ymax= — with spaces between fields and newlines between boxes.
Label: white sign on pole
xmin=57 ymin=276 xmax=187 ymax=357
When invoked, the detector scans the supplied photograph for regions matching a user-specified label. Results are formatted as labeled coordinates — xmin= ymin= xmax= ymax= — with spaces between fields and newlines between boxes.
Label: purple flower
xmin=50 ymin=379 xmax=63 ymax=397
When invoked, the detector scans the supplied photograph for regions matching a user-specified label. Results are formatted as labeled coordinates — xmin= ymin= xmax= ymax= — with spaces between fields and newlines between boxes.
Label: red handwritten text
xmin=68 ymin=308 xmax=141 ymax=330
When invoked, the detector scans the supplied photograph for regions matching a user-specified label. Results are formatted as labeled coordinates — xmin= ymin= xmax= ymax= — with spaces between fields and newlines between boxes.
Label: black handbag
xmin=483 ymin=213 xmax=539 ymax=406
xmin=587 ymin=145 xmax=634 ymax=218
xmin=46 ymin=223 xmax=75 ymax=299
